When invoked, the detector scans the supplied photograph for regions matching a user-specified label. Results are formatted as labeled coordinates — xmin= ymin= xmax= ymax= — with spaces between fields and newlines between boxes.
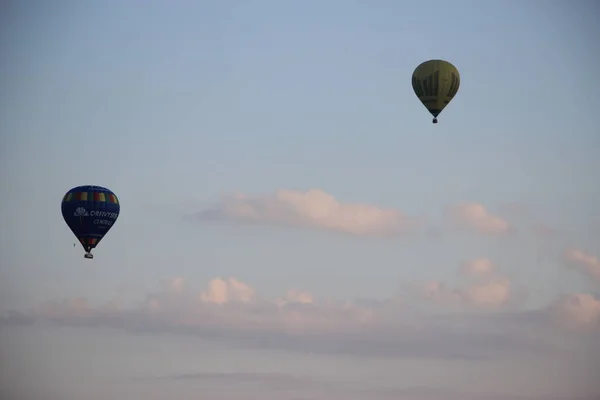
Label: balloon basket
xmin=84 ymin=253 xmax=94 ymax=259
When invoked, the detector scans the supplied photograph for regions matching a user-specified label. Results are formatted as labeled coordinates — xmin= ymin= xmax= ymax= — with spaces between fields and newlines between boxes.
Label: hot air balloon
xmin=61 ymin=185 xmax=120 ymax=259
xmin=411 ymin=59 xmax=460 ymax=124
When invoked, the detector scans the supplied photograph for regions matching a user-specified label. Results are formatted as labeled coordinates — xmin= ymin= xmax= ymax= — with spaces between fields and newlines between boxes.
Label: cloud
xmin=461 ymin=257 xmax=495 ymax=276
xmin=190 ymin=189 xmax=422 ymax=236
xmin=166 ymin=277 xmax=185 ymax=293
xmin=496 ymin=202 xmax=560 ymax=238
xmin=200 ymin=277 xmax=256 ymax=304
xmin=9 ymin=274 xmax=596 ymax=361
xmin=421 ymin=258 xmax=512 ymax=309
xmin=421 ymin=278 xmax=512 ymax=309
xmin=37 ymin=297 xmax=95 ymax=318
xmin=563 ymin=248 xmax=600 ymax=282
xmin=463 ymin=278 xmax=512 ymax=307
xmin=445 ymin=203 xmax=511 ymax=235
xmin=549 ymin=293 xmax=600 ymax=331
xmin=187 ymin=189 xmax=535 ymax=241
xmin=275 ymin=289 xmax=314 ymax=307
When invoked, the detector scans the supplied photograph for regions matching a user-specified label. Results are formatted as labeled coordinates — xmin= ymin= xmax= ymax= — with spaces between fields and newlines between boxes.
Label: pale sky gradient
xmin=1 ymin=1 xmax=600 ymax=399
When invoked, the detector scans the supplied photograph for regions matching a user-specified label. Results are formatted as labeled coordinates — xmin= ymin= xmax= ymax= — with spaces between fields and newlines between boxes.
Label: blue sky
xmin=1 ymin=1 xmax=600 ymax=399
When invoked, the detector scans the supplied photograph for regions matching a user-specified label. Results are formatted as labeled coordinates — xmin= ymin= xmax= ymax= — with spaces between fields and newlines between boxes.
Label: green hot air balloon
xmin=411 ymin=59 xmax=460 ymax=124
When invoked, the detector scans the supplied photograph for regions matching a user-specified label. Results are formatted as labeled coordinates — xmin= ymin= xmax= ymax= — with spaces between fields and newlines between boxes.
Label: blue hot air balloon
xmin=61 ymin=185 xmax=120 ymax=259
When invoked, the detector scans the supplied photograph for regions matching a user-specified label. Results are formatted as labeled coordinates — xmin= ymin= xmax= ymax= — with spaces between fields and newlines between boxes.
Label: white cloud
xmin=192 ymin=189 xmax=422 ymax=236
xmin=2 ymin=274 xmax=594 ymax=362
xmin=199 ymin=277 xmax=256 ymax=304
xmin=275 ymin=289 xmax=314 ymax=307
xmin=563 ymin=248 xmax=600 ymax=282
xmin=550 ymin=293 xmax=600 ymax=331
xmin=22 ymin=274 xmax=581 ymax=338
xmin=463 ymin=278 xmax=511 ymax=307
xmin=421 ymin=259 xmax=511 ymax=309
xmin=445 ymin=203 xmax=511 ymax=235
xmin=461 ymin=257 xmax=495 ymax=276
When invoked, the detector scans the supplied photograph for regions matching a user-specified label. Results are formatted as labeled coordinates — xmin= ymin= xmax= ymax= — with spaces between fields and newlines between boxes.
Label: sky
xmin=1 ymin=0 xmax=600 ymax=399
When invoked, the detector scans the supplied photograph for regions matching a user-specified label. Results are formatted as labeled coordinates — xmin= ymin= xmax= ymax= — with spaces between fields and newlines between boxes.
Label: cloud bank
xmin=5 ymin=263 xmax=598 ymax=360
xmin=188 ymin=189 xmax=531 ymax=242
xmin=190 ymin=189 xmax=423 ymax=236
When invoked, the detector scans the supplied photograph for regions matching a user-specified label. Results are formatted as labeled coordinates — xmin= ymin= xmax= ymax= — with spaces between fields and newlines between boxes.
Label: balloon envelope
xmin=411 ymin=59 xmax=460 ymax=123
xmin=61 ymin=185 xmax=120 ymax=258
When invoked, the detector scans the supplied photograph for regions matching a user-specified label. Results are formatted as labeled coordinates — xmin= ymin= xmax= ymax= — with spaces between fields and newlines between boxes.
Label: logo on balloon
xmin=74 ymin=207 xmax=89 ymax=217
